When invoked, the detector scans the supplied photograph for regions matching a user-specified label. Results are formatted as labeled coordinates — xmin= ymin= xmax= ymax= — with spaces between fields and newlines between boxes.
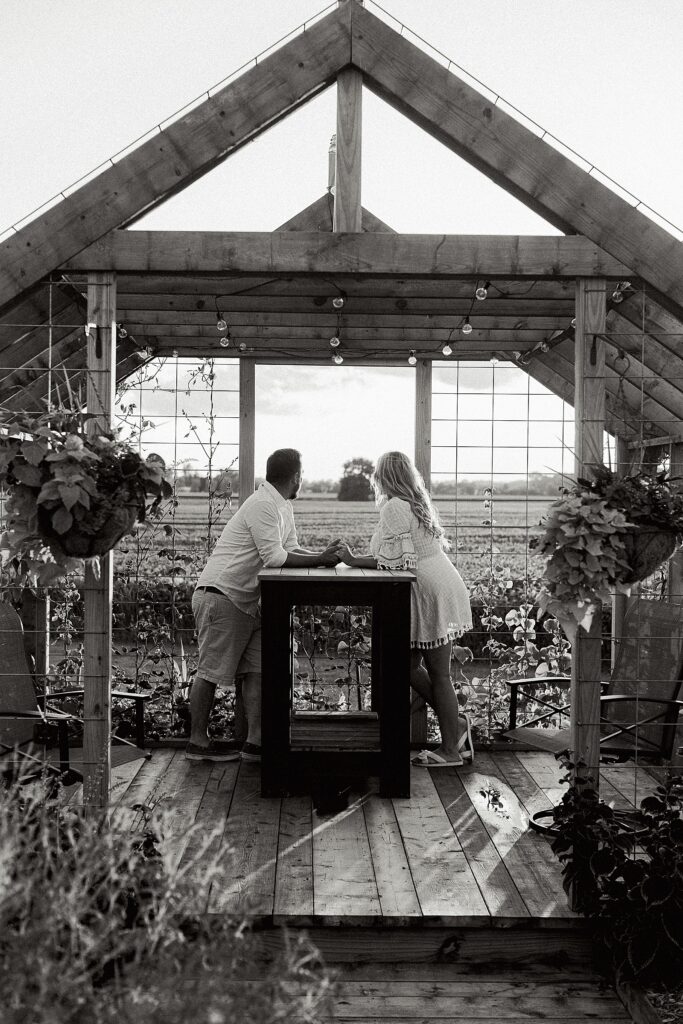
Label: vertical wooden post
xmin=415 ymin=359 xmax=432 ymax=489
xmin=669 ymin=442 xmax=683 ymax=605
xmin=611 ymin=434 xmax=632 ymax=666
xmin=411 ymin=358 xmax=432 ymax=744
xmin=333 ymin=66 xmax=362 ymax=232
xmin=238 ymin=360 xmax=255 ymax=506
xmin=571 ymin=278 xmax=606 ymax=791
xmin=83 ymin=271 xmax=116 ymax=813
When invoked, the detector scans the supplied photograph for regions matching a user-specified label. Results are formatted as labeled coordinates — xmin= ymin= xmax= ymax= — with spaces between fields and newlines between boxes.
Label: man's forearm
xmin=283 ymin=550 xmax=332 ymax=567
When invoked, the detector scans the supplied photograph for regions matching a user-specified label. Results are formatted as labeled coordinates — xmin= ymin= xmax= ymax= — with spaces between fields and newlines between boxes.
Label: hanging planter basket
xmin=38 ymin=501 xmax=141 ymax=559
xmin=620 ymin=528 xmax=678 ymax=584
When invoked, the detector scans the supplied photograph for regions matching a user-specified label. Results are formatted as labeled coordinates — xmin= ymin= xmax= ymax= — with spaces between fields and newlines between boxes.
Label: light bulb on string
xmin=238 ymin=342 xmax=247 ymax=352
xmin=332 ymin=296 xmax=345 ymax=309
xmin=332 ymin=352 xmax=344 ymax=365
xmin=475 ymin=281 xmax=490 ymax=301
xmin=442 ymin=343 xmax=452 ymax=356
xmin=117 ymin=323 xmax=128 ymax=339
xmin=461 ymin=317 xmax=473 ymax=335
xmin=571 ymin=318 xmax=576 ymax=328
xmin=611 ymin=287 xmax=624 ymax=304
xmin=490 ymin=355 xmax=499 ymax=365
xmin=216 ymin=315 xmax=228 ymax=332
xmin=172 ymin=349 xmax=178 ymax=358
xmin=330 ymin=335 xmax=341 ymax=348
xmin=408 ymin=350 xmax=417 ymax=366
xmin=219 ymin=332 xmax=231 ymax=348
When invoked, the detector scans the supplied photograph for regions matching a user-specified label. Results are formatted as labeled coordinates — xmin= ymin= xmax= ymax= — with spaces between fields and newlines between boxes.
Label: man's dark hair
xmin=266 ymin=448 xmax=302 ymax=485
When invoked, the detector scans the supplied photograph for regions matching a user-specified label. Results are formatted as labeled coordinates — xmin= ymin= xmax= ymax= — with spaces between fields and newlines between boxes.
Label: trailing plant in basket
xmin=530 ymin=466 xmax=683 ymax=630
xmin=0 ymin=407 xmax=172 ymax=584
xmin=551 ymin=758 xmax=683 ymax=989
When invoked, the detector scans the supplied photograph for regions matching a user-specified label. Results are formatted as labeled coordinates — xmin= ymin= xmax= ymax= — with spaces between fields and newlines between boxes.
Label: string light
xmin=332 ymin=296 xmax=345 ymax=309
xmin=332 ymin=352 xmax=343 ymax=365
xmin=461 ymin=317 xmax=473 ymax=335
xmin=238 ymin=342 xmax=247 ymax=351
xmin=475 ymin=281 xmax=491 ymax=301
xmin=611 ymin=281 xmax=631 ymax=304
xmin=442 ymin=343 xmax=453 ymax=356
xmin=490 ymin=355 xmax=499 ymax=365
xmin=330 ymin=335 xmax=341 ymax=348
xmin=571 ymin=318 xmax=576 ymax=328
xmin=219 ymin=332 xmax=231 ymax=348
xmin=117 ymin=323 xmax=128 ymax=339
xmin=408 ymin=350 xmax=417 ymax=366
xmin=216 ymin=314 xmax=227 ymax=332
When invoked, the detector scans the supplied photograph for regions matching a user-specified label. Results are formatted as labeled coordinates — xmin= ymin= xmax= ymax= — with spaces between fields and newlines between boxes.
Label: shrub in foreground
xmin=0 ymin=775 xmax=333 ymax=1024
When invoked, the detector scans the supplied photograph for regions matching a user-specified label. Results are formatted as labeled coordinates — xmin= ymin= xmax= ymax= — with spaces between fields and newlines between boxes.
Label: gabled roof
xmin=1 ymin=0 xmax=682 ymax=443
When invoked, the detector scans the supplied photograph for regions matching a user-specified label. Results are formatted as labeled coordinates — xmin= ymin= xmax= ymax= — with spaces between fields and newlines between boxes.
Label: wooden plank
xmin=394 ymin=766 xmax=489 ymax=918
xmin=312 ymin=793 xmax=382 ymax=918
xmin=153 ymin=759 xmax=213 ymax=867
xmin=238 ymin=359 xmax=255 ymax=505
xmin=109 ymin=747 xmax=176 ymax=830
xmin=325 ymin=961 xmax=602 ymax=981
xmin=323 ymin=979 xmax=627 ymax=1018
xmin=273 ymin=794 xmax=314 ymax=918
xmin=469 ymin=753 xmax=573 ymax=919
xmin=334 ymin=68 xmax=363 ymax=233
xmin=253 ymin=924 xmax=594 ymax=965
xmin=572 ymin=279 xmax=606 ymax=790
xmin=0 ymin=6 xmax=353 ymax=309
xmin=180 ymin=761 xmax=241 ymax=911
xmin=82 ymin=271 xmax=116 ymax=813
xmin=349 ymin=2 xmax=683 ymax=318
xmin=208 ymin=761 xmax=281 ymax=915
xmin=62 ymin=230 xmax=633 ymax=277
xmin=362 ymin=795 xmax=422 ymax=917
xmin=430 ymin=767 xmax=529 ymax=918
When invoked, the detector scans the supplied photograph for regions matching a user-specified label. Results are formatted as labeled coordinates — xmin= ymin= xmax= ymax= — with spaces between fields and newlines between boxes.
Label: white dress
xmin=370 ymin=497 xmax=472 ymax=649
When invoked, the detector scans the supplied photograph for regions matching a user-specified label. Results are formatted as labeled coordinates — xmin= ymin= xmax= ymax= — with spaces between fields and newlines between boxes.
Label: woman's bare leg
xmin=422 ymin=642 xmax=462 ymax=759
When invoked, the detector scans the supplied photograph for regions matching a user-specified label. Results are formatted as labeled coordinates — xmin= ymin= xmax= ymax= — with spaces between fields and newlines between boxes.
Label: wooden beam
xmin=349 ymin=2 xmax=683 ymax=318
xmin=61 ymin=231 xmax=633 ymax=278
xmin=115 ymin=275 xmax=577 ymax=300
xmin=0 ymin=6 xmax=353 ymax=309
xmin=571 ymin=279 xmax=606 ymax=794
xmin=239 ymin=360 xmax=255 ymax=505
xmin=82 ymin=271 xmax=116 ymax=814
xmin=669 ymin=442 xmax=683 ymax=605
xmin=334 ymin=68 xmax=363 ymax=232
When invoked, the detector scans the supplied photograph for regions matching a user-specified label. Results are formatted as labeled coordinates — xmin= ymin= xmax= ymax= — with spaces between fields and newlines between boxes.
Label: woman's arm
xmin=337 ymin=544 xmax=378 ymax=568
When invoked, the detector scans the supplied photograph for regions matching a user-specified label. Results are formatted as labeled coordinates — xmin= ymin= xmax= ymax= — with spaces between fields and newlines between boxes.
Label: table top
xmin=258 ymin=565 xmax=416 ymax=583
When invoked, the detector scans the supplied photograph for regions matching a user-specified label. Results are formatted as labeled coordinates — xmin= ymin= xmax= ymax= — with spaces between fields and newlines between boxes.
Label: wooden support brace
xmin=412 ymin=359 xmax=432 ymax=745
xmin=82 ymin=271 xmax=116 ymax=814
xmin=571 ymin=278 xmax=606 ymax=792
xmin=239 ymin=359 xmax=255 ymax=506
xmin=334 ymin=67 xmax=363 ymax=233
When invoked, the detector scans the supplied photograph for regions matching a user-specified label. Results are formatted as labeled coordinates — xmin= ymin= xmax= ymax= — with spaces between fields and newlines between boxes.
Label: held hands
xmin=318 ymin=538 xmax=344 ymax=566
xmin=336 ymin=543 xmax=357 ymax=566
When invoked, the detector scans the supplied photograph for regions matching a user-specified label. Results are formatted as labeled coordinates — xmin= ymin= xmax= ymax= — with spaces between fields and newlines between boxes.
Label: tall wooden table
xmin=258 ymin=565 xmax=415 ymax=798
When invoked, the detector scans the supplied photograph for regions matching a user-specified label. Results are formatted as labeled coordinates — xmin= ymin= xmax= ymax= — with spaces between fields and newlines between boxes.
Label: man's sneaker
xmin=240 ymin=742 xmax=262 ymax=763
xmin=185 ymin=739 xmax=241 ymax=762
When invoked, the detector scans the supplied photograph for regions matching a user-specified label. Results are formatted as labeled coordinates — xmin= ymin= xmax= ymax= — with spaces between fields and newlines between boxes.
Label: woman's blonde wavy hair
xmin=372 ymin=451 xmax=447 ymax=546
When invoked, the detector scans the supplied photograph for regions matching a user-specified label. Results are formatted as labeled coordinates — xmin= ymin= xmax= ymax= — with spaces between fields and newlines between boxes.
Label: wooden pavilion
xmin=1 ymin=3 xmax=682 ymax=1006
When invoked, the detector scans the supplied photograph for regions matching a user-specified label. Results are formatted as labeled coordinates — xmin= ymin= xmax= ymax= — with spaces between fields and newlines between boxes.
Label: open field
xmin=160 ymin=493 xmax=553 ymax=584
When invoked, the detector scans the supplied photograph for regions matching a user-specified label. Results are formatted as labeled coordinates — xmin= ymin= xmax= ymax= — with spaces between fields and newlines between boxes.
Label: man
xmin=186 ymin=448 xmax=340 ymax=762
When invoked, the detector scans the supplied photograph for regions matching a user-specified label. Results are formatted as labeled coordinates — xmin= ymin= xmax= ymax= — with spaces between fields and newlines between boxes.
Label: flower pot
xmin=38 ymin=503 xmax=139 ymax=559
xmin=620 ymin=528 xmax=678 ymax=584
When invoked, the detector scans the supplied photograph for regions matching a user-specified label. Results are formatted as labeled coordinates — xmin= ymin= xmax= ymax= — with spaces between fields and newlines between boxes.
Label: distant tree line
xmin=173 ymin=463 xmax=565 ymax=498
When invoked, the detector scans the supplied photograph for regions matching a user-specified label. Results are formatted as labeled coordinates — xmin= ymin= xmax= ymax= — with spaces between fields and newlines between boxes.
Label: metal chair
xmin=503 ymin=599 xmax=683 ymax=830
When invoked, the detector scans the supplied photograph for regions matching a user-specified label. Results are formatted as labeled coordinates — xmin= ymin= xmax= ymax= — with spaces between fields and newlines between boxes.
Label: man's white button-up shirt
xmin=195 ymin=481 xmax=298 ymax=616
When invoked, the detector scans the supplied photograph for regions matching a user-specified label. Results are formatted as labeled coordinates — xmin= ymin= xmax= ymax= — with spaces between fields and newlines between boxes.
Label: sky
xmin=2 ymin=1 xmax=682 ymax=481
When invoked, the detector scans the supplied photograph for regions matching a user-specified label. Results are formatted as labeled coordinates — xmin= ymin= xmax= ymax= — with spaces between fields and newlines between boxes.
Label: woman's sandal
xmin=411 ymin=749 xmax=464 ymax=768
xmin=457 ymin=714 xmax=474 ymax=763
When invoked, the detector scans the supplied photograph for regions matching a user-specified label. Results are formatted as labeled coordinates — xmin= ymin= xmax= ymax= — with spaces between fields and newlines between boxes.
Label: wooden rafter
xmin=349 ymin=2 xmax=683 ymax=318
xmin=0 ymin=4 xmax=353 ymax=309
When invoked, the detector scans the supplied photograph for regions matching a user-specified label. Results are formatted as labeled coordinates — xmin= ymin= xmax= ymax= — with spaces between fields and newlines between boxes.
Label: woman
xmin=337 ymin=451 xmax=474 ymax=767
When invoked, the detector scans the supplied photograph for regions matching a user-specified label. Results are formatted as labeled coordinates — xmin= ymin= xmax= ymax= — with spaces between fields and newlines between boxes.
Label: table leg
xmin=377 ymin=582 xmax=411 ymax=797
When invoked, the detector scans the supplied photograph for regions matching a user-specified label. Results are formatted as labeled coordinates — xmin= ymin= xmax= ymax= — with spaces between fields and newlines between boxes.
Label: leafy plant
xmin=551 ymin=758 xmax=683 ymax=988
xmin=531 ymin=466 xmax=683 ymax=629
xmin=0 ymin=407 xmax=172 ymax=584
xmin=0 ymin=772 xmax=333 ymax=1023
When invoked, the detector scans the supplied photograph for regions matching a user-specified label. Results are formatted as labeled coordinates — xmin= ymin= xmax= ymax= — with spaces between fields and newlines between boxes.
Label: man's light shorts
xmin=192 ymin=587 xmax=261 ymax=686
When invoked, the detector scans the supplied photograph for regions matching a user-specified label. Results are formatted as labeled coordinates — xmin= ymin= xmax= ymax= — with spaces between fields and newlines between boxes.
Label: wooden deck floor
xmin=87 ymin=748 xmax=660 ymax=929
